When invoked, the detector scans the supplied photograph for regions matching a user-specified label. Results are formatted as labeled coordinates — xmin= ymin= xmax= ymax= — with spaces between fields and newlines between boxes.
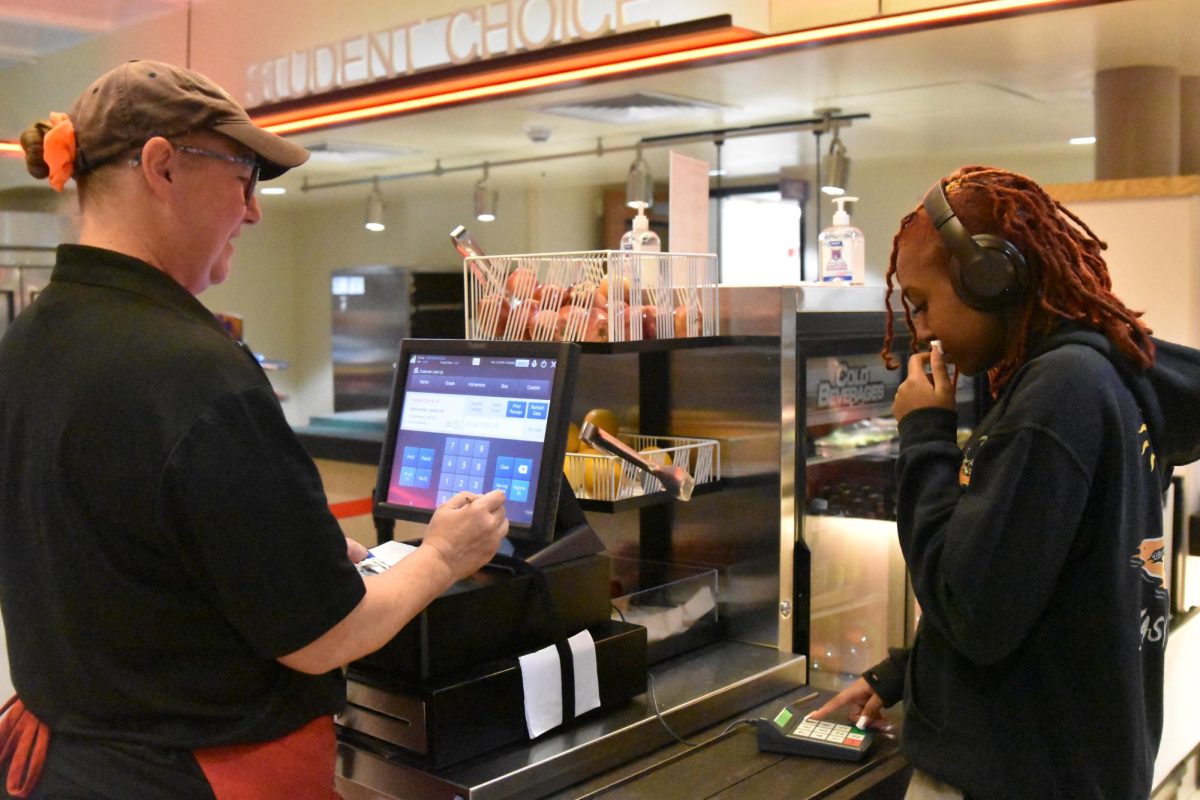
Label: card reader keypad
xmin=792 ymin=719 xmax=864 ymax=746
xmin=756 ymin=706 xmax=874 ymax=761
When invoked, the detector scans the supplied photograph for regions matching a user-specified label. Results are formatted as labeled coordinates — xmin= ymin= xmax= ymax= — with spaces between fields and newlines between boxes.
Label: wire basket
xmin=463 ymin=250 xmax=719 ymax=342
xmin=564 ymin=434 xmax=720 ymax=501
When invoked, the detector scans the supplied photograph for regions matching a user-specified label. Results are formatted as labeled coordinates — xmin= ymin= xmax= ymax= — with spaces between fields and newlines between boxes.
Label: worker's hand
xmin=805 ymin=677 xmax=890 ymax=731
xmin=893 ymin=343 xmax=957 ymax=422
xmin=421 ymin=489 xmax=509 ymax=582
xmin=345 ymin=537 xmax=369 ymax=564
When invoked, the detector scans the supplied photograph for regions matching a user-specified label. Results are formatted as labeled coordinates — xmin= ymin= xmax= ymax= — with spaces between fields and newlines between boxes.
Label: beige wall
xmin=1066 ymin=193 xmax=1200 ymax=347
xmin=206 ymin=183 xmax=601 ymax=427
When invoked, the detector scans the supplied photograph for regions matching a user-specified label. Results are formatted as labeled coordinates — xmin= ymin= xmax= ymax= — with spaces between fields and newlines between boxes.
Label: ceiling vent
xmin=539 ymin=91 xmax=729 ymax=124
xmin=303 ymin=141 xmax=419 ymax=165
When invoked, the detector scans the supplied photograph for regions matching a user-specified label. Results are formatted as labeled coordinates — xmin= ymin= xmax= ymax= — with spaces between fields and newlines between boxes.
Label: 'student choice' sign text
xmin=246 ymin=0 xmax=657 ymax=106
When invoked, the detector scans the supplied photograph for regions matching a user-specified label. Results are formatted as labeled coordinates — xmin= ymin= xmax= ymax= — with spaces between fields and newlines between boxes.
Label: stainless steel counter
xmin=335 ymin=640 xmax=808 ymax=800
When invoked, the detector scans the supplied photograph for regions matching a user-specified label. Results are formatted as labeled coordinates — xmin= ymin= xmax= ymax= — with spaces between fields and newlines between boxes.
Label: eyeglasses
xmin=130 ymin=142 xmax=260 ymax=203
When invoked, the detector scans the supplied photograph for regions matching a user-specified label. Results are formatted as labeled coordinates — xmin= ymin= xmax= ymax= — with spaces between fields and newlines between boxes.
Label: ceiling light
xmin=364 ymin=178 xmax=385 ymax=232
xmin=474 ymin=165 xmax=497 ymax=222
xmin=626 ymin=147 xmax=653 ymax=209
xmin=1069 ymin=136 xmax=1097 ymax=145
xmin=821 ymin=126 xmax=851 ymax=196
xmin=259 ymin=186 xmax=286 ymax=196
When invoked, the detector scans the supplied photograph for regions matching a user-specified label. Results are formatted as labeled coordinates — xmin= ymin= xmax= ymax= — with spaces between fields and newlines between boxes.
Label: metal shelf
xmin=577 ymin=334 xmax=776 ymax=355
xmin=805 ymin=441 xmax=897 ymax=467
xmin=576 ymin=479 xmax=724 ymax=512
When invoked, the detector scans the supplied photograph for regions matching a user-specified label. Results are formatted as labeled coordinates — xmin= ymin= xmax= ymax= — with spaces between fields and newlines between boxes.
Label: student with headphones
xmin=808 ymin=166 xmax=1200 ymax=799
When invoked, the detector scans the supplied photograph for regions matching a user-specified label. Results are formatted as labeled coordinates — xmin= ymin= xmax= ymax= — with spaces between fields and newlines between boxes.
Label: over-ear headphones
xmin=922 ymin=180 xmax=1029 ymax=312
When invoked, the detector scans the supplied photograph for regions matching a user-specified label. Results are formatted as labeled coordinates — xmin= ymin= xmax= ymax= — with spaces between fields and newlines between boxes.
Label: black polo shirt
xmin=0 ymin=245 xmax=365 ymax=749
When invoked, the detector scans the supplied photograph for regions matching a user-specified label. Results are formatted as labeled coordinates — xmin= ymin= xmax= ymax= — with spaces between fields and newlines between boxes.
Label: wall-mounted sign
xmin=246 ymin=0 xmax=659 ymax=106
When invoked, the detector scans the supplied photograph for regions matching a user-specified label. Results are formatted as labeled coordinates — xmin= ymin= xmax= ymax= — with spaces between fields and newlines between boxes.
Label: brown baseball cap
xmin=69 ymin=60 xmax=308 ymax=180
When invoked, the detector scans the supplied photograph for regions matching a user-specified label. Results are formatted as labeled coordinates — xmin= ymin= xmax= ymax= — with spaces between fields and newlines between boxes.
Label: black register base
xmin=335 ymin=642 xmax=825 ymax=800
xmin=340 ymin=619 xmax=647 ymax=767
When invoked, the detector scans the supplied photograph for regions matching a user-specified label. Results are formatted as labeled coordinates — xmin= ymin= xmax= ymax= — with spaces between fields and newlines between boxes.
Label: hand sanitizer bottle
xmin=818 ymin=196 xmax=864 ymax=284
xmin=620 ymin=206 xmax=661 ymax=252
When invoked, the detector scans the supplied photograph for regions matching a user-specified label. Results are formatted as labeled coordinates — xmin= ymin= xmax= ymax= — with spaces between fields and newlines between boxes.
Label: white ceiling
xmin=0 ymin=0 xmax=189 ymax=70
xmin=279 ymin=0 xmax=1200 ymax=203
xmin=3 ymin=0 xmax=1198 ymax=205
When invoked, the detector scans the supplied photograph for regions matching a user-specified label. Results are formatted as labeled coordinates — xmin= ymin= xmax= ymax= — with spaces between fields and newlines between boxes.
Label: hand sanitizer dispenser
xmin=818 ymin=196 xmax=864 ymax=285
xmin=620 ymin=206 xmax=661 ymax=252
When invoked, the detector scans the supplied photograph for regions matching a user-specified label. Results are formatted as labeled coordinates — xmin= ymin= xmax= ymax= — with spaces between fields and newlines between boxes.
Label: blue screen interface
xmin=386 ymin=352 xmax=560 ymax=526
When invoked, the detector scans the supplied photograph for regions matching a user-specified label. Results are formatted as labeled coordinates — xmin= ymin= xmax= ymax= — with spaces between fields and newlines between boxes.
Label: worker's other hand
xmin=805 ymin=677 xmax=890 ymax=731
xmin=345 ymin=537 xmax=369 ymax=564
xmin=421 ymin=489 xmax=509 ymax=581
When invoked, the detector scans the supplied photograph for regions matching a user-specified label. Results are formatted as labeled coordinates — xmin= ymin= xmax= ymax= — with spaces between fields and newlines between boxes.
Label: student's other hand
xmin=893 ymin=345 xmax=957 ymax=422
xmin=421 ymin=489 xmax=509 ymax=581
xmin=806 ymin=677 xmax=889 ymax=730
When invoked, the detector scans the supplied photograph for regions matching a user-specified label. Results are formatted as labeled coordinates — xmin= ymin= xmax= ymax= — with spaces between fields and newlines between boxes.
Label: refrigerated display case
xmin=794 ymin=311 xmax=984 ymax=689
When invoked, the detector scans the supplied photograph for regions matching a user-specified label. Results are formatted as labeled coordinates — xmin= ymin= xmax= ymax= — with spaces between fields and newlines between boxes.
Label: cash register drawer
xmin=354 ymin=553 xmax=612 ymax=680
xmin=339 ymin=619 xmax=648 ymax=767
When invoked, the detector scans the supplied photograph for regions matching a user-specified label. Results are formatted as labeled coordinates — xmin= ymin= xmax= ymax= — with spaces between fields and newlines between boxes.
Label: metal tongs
xmin=579 ymin=422 xmax=696 ymax=501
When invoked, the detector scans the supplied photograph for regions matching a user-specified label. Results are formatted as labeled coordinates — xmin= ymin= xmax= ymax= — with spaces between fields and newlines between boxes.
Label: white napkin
xmin=518 ymin=630 xmax=601 ymax=738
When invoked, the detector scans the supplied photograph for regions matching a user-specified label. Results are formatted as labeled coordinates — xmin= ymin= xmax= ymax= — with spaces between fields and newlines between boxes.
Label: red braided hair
xmin=882 ymin=166 xmax=1154 ymax=392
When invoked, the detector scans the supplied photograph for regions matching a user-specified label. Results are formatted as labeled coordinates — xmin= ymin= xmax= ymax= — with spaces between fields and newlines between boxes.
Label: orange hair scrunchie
xmin=42 ymin=112 xmax=76 ymax=192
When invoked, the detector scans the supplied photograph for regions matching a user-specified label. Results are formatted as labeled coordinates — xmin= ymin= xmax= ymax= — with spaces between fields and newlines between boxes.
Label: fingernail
xmin=930 ymin=339 xmax=943 ymax=354
xmin=856 ymin=715 xmax=870 ymax=729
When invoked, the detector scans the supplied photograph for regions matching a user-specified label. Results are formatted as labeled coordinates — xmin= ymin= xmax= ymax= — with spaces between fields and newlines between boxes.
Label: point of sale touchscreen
xmin=384 ymin=351 xmax=560 ymax=528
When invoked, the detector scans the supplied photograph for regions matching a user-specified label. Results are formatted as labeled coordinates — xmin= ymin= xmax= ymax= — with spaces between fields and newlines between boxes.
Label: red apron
xmin=0 ymin=696 xmax=49 ymax=798
xmin=0 ymin=696 xmax=339 ymax=800
xmin=192 ymin=715 xmax=341 ymax=800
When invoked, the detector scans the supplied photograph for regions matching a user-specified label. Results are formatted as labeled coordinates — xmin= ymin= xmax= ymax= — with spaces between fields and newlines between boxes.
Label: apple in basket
xmin=639 ymin=304 xmax=658 ymax=339
xmin=474 ymin=293 xmax=510 ymax=338
xmin=599 ymin=275 xmax=631 ymax=305
xmin=508 ymin=298 xmax=541 ymax=340
xmin=529 ymin=308 xmax=562 ymax=341
xmin=570 ymin=281 xmax=604 ymax=311
xmin=534 ymin=283 xmax=569 ymax=311
xmin=558 ymin=305 xmax=609 ymax=342
xmin=672 ymin=303 xmax=703 ymax=337
xmin=504 ymin=267 xmax=539 ymax=301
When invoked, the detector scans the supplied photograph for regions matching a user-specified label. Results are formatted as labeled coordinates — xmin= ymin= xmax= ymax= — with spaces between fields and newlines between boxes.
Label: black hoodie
xmin=878 ymin=324 xmax=1200 ymax=799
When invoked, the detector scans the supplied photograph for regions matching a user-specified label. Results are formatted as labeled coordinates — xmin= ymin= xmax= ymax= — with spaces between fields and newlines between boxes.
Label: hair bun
xmin=20 ymin=122 xmax=51 ymax=181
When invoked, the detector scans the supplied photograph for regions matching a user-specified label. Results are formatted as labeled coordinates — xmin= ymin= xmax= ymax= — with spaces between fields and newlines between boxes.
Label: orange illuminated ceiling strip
xmin=0 ymin=141 xmax=22 ymax=158
xmin=257 ymin=0 xmax=1089 ymax=136
xmin=253 ymin=24 xmax=755 ymax=131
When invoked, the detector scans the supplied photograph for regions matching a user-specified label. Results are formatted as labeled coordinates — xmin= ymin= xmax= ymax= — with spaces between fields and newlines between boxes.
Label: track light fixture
xmin=474 ymin=164 xmax=497 ymax=222
xmin=300 ymin=113 xmax=868 ymax=196
xmin=821 ymin=123 xmax=851 ymax=196
xmin=364 ymin=177 xmax=385 ymax=232
xmin=625 ymin=145 xmax=653 ymax=209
